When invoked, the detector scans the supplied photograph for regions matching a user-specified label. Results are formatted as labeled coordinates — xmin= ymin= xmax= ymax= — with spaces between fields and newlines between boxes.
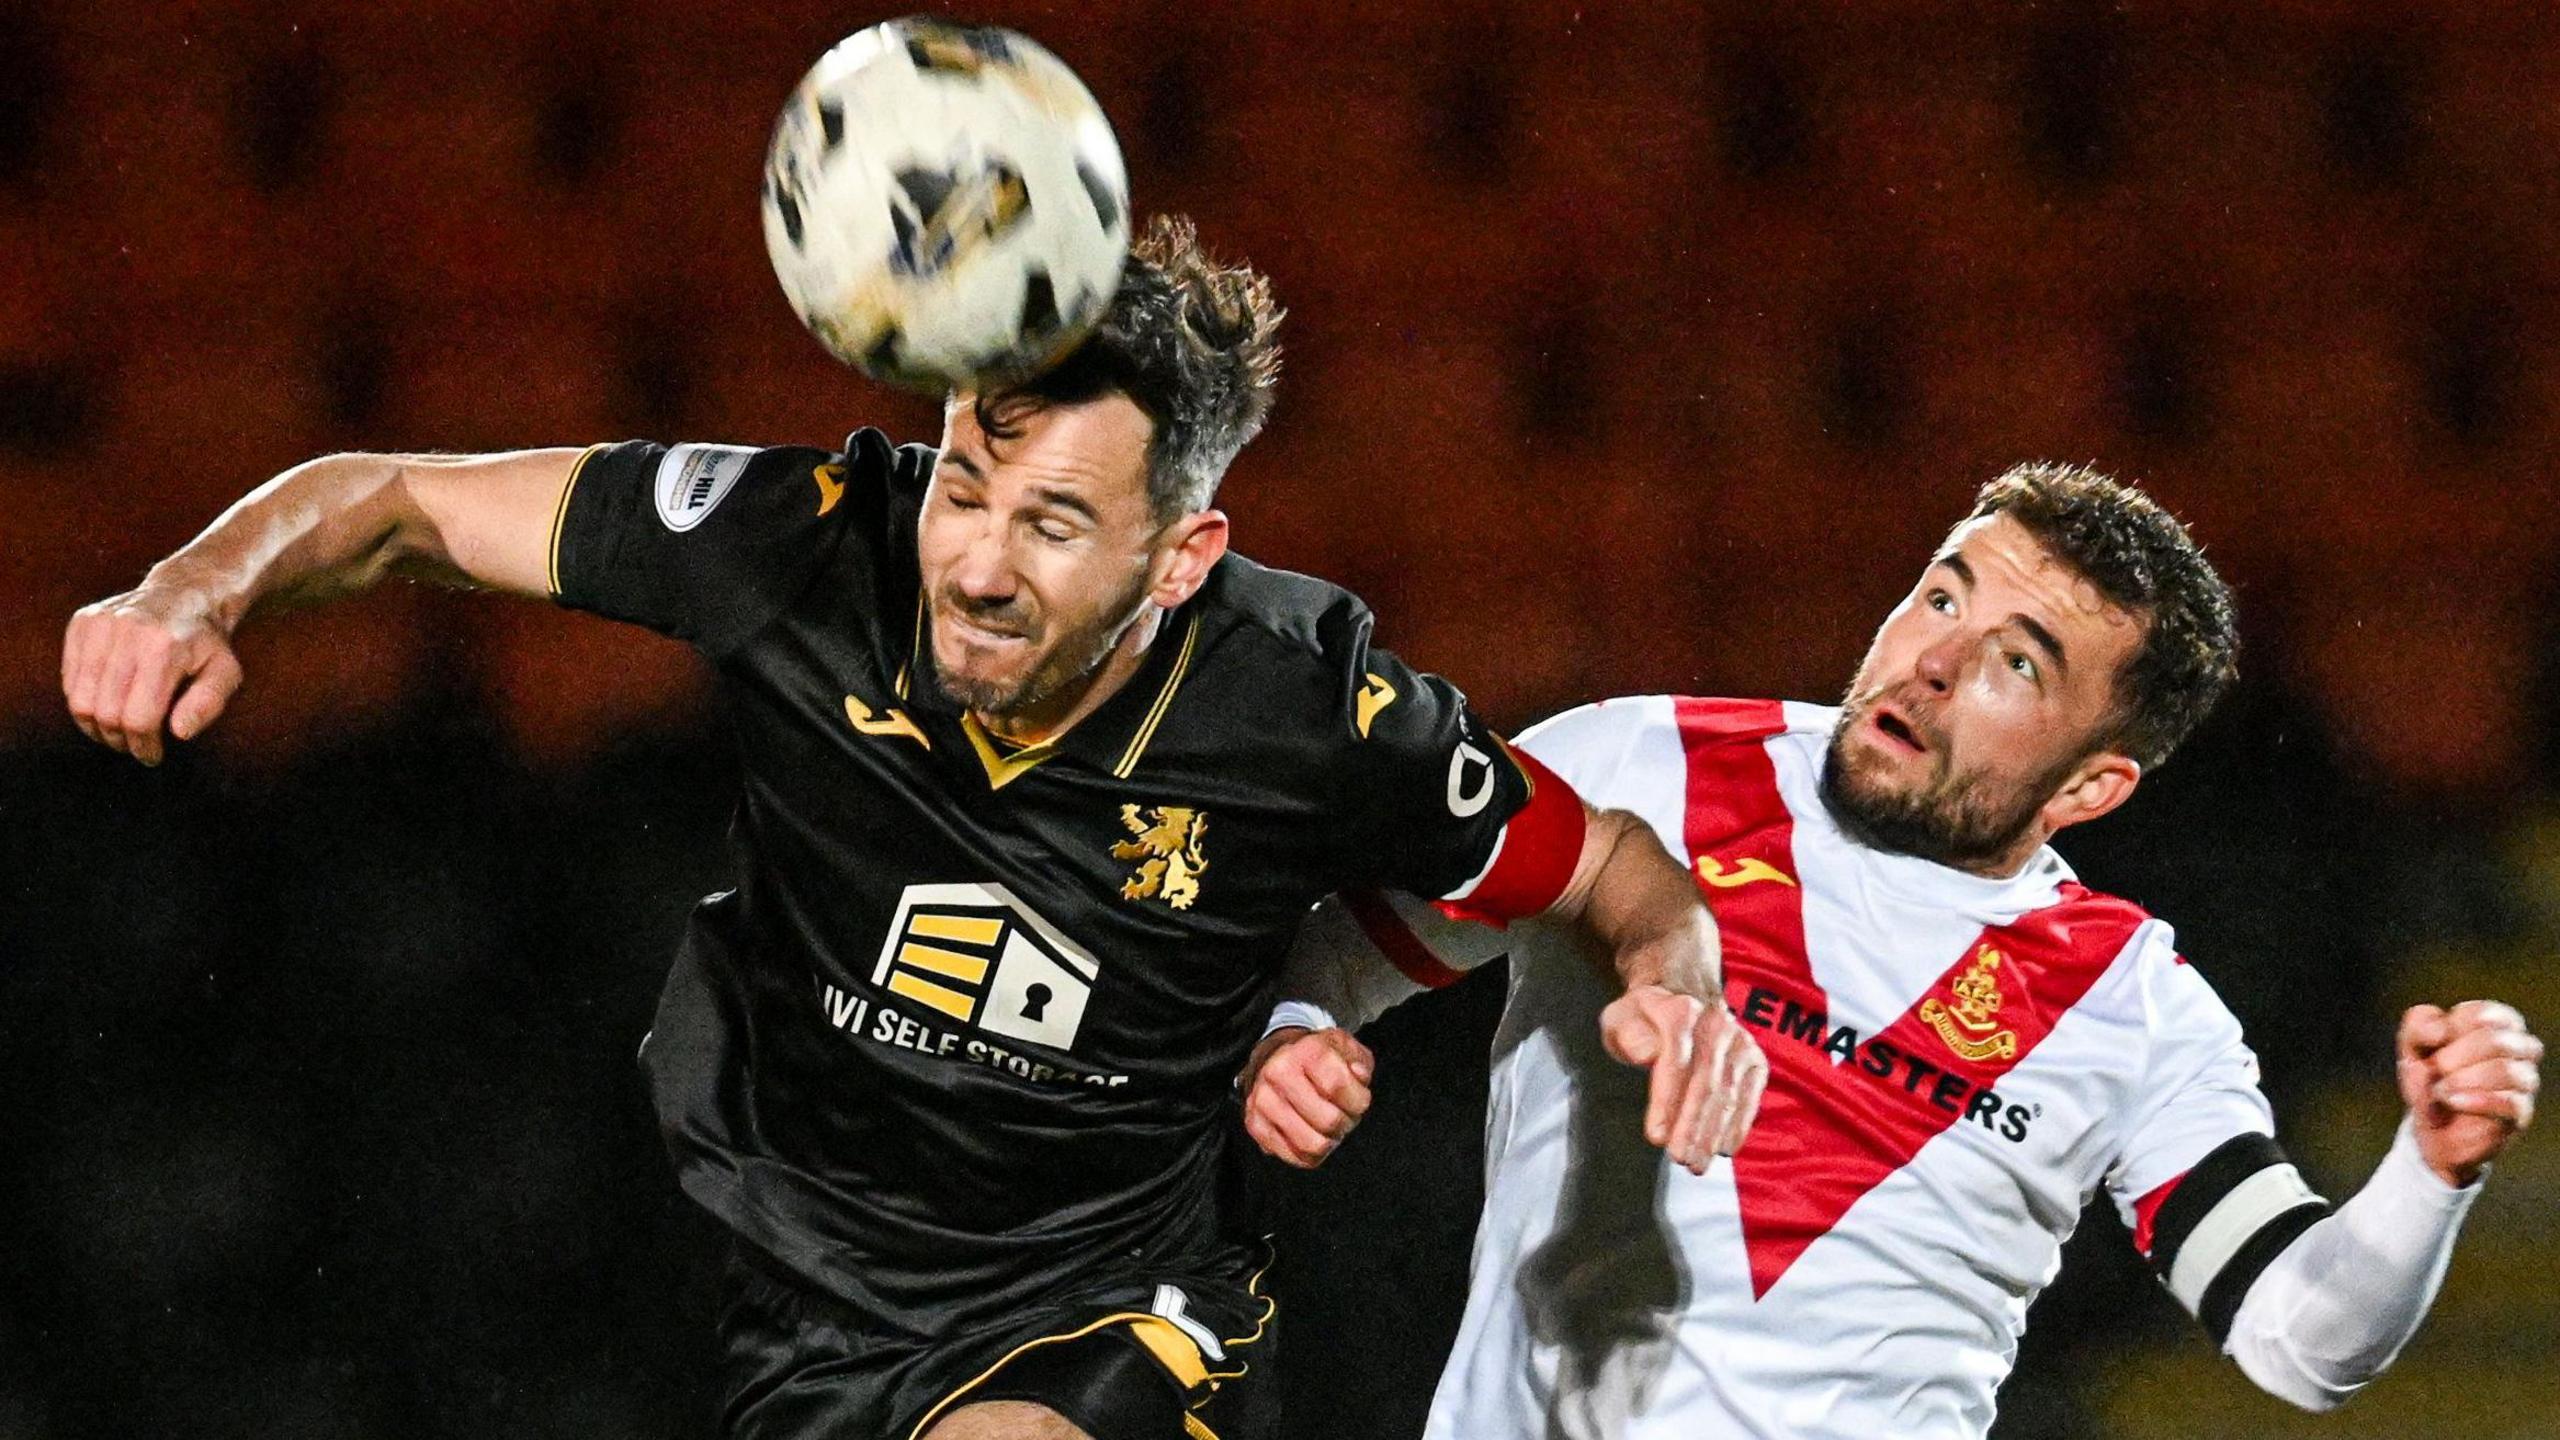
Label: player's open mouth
xmin=1871 ymin=706 xmax=1927 ymax=755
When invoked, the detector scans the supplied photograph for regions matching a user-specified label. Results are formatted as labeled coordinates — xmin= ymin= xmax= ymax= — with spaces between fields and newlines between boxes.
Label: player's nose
xmin=947 ymin=522 xmax=1021 ymax=600
xmin=1914 ymin=632 xmax=1962 ymax=692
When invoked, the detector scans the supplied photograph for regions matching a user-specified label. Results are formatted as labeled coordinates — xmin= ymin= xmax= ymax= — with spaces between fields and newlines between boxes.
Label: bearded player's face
xmin=918 ymin=393 xmax=1166 ymax=720
xmin=1824 ymin=513 xmax=2147 ymax=873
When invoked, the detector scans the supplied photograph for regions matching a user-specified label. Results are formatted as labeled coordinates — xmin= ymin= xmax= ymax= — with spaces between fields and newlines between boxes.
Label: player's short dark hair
xmin=977 ymin=214 xmax=1284 ymax=522
xmin=1967 ymin=462 xmax=2239 ymax=770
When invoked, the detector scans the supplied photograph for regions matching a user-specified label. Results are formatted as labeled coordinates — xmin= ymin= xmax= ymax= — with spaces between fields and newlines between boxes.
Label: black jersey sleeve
xmin=548 ymin=432 xmax=887 ymax=655
xmin=1335 ymin=643 xmax=1572 ymax=914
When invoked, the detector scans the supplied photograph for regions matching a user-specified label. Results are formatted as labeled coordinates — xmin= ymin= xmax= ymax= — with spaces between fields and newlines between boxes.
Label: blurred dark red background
xmin=5 ymin=3 xmax=2556 ymax=1438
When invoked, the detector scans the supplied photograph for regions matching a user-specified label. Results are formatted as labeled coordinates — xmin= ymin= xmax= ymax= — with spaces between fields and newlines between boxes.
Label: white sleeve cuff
xmin=1264 ymin=1000 xmax=1341 ymax=1039
xmin=2375 ymin=1116 xmax=2488 ymax=1208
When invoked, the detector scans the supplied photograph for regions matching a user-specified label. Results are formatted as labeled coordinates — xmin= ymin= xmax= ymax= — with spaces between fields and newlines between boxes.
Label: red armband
xmin=1435 ymin=742 xmax=1585 ymax=926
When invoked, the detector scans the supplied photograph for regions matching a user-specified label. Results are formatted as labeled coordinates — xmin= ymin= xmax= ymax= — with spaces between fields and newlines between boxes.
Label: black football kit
xmin=548 ymin=430 xmax=1588 ymax=1439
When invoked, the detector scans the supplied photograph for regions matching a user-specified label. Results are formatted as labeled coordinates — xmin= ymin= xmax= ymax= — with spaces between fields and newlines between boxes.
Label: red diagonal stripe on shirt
xmin=1673 ymin=698 xmax=1811 ymax=1298
xmin=1674 ymin=698 xmax=2148 ymax=1299
xmin=1727 ymin=889 xmax=2147 ymax=1297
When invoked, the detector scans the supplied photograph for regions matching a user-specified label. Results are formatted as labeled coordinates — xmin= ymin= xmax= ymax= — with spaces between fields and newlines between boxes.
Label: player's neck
xmin=973 ymin=605 xmax=1165 ymax=746
xmin=1947 ymin=826 xmax=2052 ymax=881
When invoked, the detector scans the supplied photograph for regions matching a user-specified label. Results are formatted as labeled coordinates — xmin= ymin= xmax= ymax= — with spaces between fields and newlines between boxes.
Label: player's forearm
xmin=2225 ymin=1121 xmax=2478 ymax=1411
xmin=144 ymin=453 xmax=451 ymax=631
xmin=1555 ymin=806 xmax=1721 ymax=996
xmin=1266 ymin=896 xmax=1430 ymax=1037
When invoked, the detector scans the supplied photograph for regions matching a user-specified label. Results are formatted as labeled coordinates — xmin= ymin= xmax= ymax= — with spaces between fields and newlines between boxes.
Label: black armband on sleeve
xmin=2148 ymin=1131 xmax=2332 ymax=1345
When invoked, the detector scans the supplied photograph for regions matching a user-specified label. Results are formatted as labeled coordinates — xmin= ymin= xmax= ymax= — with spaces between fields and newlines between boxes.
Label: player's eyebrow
xmin=1935 ymin=551 xmax=1976 ymax=589
xmin=2011 ymin=614 xmax=2069 ymax=677
xmin=942 ymin=448 xmax=984 ymax=481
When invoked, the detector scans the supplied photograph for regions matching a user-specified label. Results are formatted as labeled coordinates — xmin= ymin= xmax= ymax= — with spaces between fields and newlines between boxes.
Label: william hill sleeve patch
xmin=553 ymin=432 xmax=890 ymax=656
xmin=653 ymin=444 xmax=756 ymax=532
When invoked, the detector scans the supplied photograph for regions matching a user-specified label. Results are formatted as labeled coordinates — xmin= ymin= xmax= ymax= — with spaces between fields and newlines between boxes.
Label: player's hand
xmin=1240 ymin=1025 xmax=1375 ymax=1170
xmin=62 ymin=584 xmax=245 ymax=766
xmin=1601 ymin=985 xmax=1766 ymax=1175
xmin=2397 ymin=1000 xmax=2540 ymax=1187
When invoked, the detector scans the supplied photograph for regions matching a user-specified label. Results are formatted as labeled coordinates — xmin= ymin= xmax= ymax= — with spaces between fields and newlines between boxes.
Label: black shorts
xmin=716 ymin=1241 xmax=1278 ymax=1440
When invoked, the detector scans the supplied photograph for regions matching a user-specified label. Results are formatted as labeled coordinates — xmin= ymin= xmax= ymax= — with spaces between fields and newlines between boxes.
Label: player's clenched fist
xmin=2397 ymin=1000 xmax=2540 ymax=1187
xmin=62 ymin=584 xmax=244 ymax=767
xmin=1602 ymin=985 xmax=1767 ymax=1176
xmin=1240 ymin=1026 xmax=1375 ymax=1169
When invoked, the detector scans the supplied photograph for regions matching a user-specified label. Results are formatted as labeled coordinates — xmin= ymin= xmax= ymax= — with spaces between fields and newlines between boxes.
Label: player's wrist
xmin=1622 ymin=925 xmax=1722 ymax=1001
xmin=134 ymin=561 xmax=244 ymax=638
xmin=2394 ymin=1117 xmax=2490 ymax=1194
xmin=2420 ymin=1149 xmax=2487 ymax=1190
xmin=1238 ymin=1023 xmax=1316 ymax=1095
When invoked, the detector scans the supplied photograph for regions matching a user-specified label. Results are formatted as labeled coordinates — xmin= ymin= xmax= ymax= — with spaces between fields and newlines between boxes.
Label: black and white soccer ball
xmin=761 ymin=18 xmax=1131 ymax=393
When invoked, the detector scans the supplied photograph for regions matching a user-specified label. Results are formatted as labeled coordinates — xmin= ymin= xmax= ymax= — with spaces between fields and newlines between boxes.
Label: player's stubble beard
xmin=1819 ymin=686 xmax=2082 ymax=873
xmin=931 ymin=574 xmax=1154 ymax=722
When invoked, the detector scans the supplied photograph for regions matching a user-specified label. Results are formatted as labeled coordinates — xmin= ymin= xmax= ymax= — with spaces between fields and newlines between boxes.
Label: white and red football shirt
xmin=1322 ymin=697 xmax=2280 ymax=1440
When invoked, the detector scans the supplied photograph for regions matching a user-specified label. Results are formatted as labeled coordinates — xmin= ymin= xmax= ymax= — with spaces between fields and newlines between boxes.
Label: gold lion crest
xmin=1921 ymin=944 xmax=2019 ymax=1062
xmin=1112 ymin=805 xmax=1208 ymax=910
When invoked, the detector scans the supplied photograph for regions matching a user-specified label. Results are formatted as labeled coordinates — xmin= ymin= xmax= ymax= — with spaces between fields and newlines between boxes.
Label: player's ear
xmin=1148 ymin=509 xmax=1228 ymax=608
xmin=2041 ymin=750 xmax=2140 ymax=835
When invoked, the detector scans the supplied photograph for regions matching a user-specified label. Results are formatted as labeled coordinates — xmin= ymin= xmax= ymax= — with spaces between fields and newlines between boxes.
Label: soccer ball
xmin=761 ymin=18 xmax=1131 ymax=393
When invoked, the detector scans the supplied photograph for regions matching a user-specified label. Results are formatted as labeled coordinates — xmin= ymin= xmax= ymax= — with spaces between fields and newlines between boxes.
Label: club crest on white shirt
xmin=1921 ymin=944 xmax=2019 ymax=1062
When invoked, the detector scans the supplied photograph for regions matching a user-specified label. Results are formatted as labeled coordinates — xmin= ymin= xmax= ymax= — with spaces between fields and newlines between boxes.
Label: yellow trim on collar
xmin=1113 ymin=612 xmax=1202 ymax=779
xmin=961 ymin=712 xmax=1063 ymax=790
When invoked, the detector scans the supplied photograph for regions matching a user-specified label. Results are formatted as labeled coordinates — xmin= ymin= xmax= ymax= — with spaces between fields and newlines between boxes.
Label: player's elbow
xmin=2266 ymin=1379 xmax=2358 ymax=1414
xmin=2232 ymin=1343 xmax=2366 ymax=1414
xmin=378 ymin=456 xmax=465 ymax=567
xmin=382 ymin=448 xmax=573 ymax=595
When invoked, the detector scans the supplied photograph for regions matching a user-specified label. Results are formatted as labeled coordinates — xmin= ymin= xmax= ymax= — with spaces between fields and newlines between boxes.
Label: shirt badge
xmin=651 ymin=443 xmax=753 ymax=532
xmin=1113 ymin=804 xmax=1208 ymax=910
xmin=1922 ymin=943 xmax=2019 ymax=1062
